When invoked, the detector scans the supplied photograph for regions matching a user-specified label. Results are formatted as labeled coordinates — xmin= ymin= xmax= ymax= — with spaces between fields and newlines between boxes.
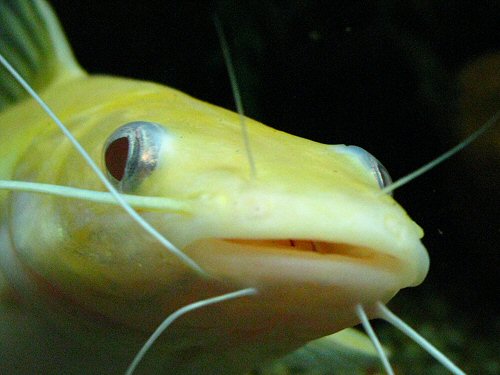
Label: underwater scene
xmin=4 ymin=1 xmax=498 ymax=373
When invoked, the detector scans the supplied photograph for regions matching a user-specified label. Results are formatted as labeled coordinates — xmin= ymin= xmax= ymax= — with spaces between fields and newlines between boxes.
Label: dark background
xmin=49 ymin=1 xmax=499 ymax=372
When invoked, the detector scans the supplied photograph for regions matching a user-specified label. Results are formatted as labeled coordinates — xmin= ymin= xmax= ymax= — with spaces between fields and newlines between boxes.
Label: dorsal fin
xmin=0 ymin=0 xmax=84 ymax=110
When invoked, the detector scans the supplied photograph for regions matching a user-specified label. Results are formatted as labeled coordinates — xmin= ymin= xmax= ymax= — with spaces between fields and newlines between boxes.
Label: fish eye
xmin=345 ymin=145 xmax=392 ymax=191
xmin=331 ymin=145 xmax=393 ymax=192
xmin=103 ymin=121 xmax=167 ymax=192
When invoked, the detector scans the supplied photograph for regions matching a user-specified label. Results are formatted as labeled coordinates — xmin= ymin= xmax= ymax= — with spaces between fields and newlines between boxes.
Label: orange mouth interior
xmin=224 ymin=239 xmax=376 ymax=259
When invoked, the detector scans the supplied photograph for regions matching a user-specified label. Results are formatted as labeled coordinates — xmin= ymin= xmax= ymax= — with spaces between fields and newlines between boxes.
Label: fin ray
xmin=0 ymin=0 xmax=84 ymax=110
xmin=261 ymin=328 xmax=388 ymax=374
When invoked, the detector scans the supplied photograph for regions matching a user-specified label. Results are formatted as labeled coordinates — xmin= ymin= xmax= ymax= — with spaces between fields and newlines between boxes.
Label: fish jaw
xmin=181 ymin=240 xmax=401 ymax=337
xmin=171 ymin=187 xmax=429 ymax=337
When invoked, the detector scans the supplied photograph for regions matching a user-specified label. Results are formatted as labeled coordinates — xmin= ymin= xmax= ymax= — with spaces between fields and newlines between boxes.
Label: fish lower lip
xmin=183 ymin=238 xmax=404 ymax=326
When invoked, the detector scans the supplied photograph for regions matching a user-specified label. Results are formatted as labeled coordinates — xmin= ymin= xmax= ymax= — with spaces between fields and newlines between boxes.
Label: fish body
xmin=0 ymin=1 xmax=433 ymax=374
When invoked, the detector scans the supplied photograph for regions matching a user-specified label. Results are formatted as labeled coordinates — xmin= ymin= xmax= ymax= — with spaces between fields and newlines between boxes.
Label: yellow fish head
xmin=12 ymin=79 xmax=428 ymax=343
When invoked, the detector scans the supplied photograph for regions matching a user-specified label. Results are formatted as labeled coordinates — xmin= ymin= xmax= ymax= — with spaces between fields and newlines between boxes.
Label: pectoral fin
xmin=258 ymin=328 xmax=389 ymax=374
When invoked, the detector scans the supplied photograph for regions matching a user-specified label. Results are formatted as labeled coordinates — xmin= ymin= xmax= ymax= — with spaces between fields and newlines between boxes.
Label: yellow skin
xmin=0 ymin=1 xmax=428 ymax=373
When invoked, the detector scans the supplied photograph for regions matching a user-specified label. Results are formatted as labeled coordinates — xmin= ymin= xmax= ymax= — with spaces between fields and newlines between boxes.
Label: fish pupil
xmin=105 ymin=137 xmax=129 ymax=181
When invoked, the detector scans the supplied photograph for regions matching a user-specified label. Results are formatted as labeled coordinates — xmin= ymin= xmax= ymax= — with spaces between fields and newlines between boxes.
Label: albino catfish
xmin=1 ymin=0 xmax=495 ymax=374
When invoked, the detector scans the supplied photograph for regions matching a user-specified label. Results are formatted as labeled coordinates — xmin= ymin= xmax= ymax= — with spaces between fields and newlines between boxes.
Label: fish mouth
xmin=225 ymin=239 xmax=384 ymax=261
xmin=182 ymin=237 xmax=416 ymax=334
xmin=221 ymin=238 xmax=400 ymax=270
xmin=185 ymin=237 xmax=412 ymax=294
